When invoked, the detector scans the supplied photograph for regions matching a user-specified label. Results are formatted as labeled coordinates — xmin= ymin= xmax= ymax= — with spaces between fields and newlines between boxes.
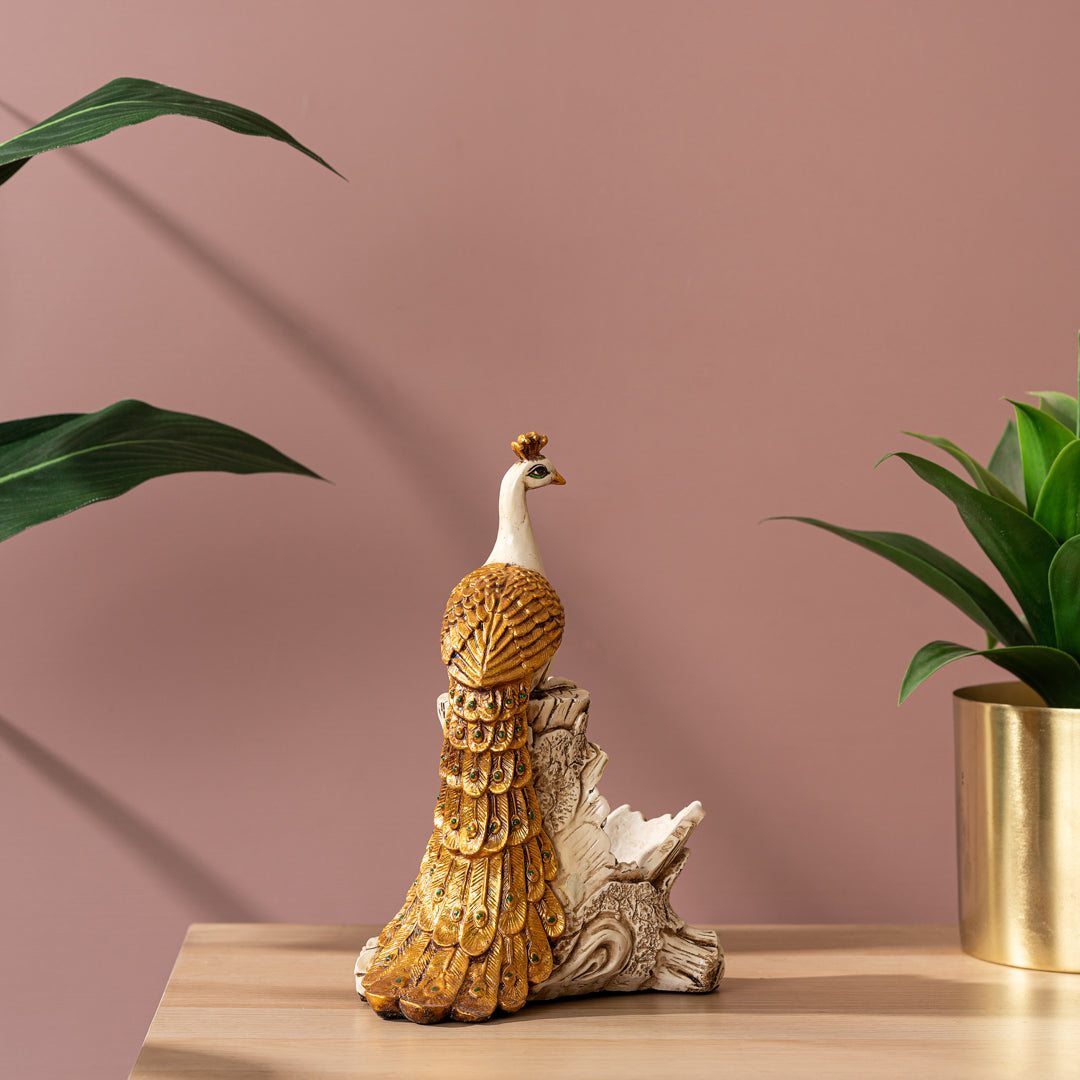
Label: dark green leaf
xmin=901 ymin=431 xmax=1025 ymax=510
xmin=1049 ymin=536 xmax=1080 ymax=659
xmin=987 ymin=418 xmax=1024 ymax=502
xmin=1030 ymin=390 xmax=1079 ymax=435
xmin=1010 ymin=400 xmax=1075 ymax=511
xmin=890 ymin=452 xmax=1059 ymax=644
xmin=0 ymin=157 xmax=30 ymax=186
xmin=0 ymin=413 xmax=80 ymax=449
xmin=768 ymin=517 xmax=1032 ymax=646
xmin=899 ymin=639 xmax=1080 ymax=707
xmin=0 ymin=399 xmax=322 ymax=542
xmin=0 ymin=77 xmax=343 ymax=187
xmin=1034 ymin=440 xmax=1080 ymax=542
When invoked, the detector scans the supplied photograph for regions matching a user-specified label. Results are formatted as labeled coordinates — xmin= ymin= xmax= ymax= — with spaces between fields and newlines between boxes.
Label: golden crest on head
xmin=511 ymin=432 xmax=548 ymax=462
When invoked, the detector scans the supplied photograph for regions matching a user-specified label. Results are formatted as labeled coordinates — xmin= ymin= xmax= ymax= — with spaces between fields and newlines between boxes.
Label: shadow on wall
xmin=0 ymin=95 xmax=486 ymax=559
xmin=0 ymin=713 xmax=262 ymax=921
xmin=1 ymin=98 xmax=826 ymax=919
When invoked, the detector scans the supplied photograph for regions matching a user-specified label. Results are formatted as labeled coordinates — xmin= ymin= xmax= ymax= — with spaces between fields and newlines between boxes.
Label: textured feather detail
xmin=523 ymin=836 xmax=546 ymax=901
xmin=535 ymin=884 xmax=565 ymax=938
xmin=441 ymin=746 xmax=463 ymax=788
xmin=499 ymin=842 xmax=528 ymax=935
xmin=488 ymin=749 xmax=514 ymax=794
xmin=399 ymin=945 xmax=469 ymax=1024
xmin=506 ymin=786 xmax=531 ymax=846
xmin=524 ymin=903 xmax=555 ymax=984
xmin=362 ymin=930 xmax=429 ymax=1017
xmin=452 ymin=934 xmax=503 ymax=1022
xmin=510 ymin=746 xmax=533 ymax=788
xmin=432 ymin=856 xmax=471 ymax=946
xmin=438 ymin=785 xmax=463 ymax=851
xmin=365 ymin=553 xmax=566 ymax=1023
xmin=458 ymin=788 xmax=489 ymax=856
xmin=537 ymin=827 xmax=559 ymax=880
xmin=442 ymin=565 xmax=563 ymax=689
xmin=497 ymin=932 xmax=529 ymax=1013
xmin=523 ymin=784 xmax=542 ymax=837
xmin=461 ymin=751 xmax=492 ymax=798
xmin=481 ymin=790 xmax=509 ymax=854
xmin=458 ymin=854 xmax=499 ymax=955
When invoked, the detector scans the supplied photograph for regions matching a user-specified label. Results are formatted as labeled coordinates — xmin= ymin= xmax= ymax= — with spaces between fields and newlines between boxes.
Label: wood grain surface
xmin=129 ymin=924 xmax=1080 ymax=1079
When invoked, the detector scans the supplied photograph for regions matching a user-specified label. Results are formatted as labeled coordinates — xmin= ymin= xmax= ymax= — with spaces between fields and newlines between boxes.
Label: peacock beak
xmin=552 ymin=469 xmax=567 ymax=485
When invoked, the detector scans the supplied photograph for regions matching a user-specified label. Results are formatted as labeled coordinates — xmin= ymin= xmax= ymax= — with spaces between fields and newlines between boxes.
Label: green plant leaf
xmin=1030 ymin=390 xmax=1079 ymax=435
xmin=768 ymin=517 xmax=1032 ymax=646
xmin=890 ymin=452 xmax=1059 ymax=644
xmin=901 ymin=431 xmax=1026 ymax=510
xmin=1033 ymin=439 xmax=1080 ymax=542
xmin=899 ymin=639 xmax=1080 ymax=707
xmin=0 ymin=399 xmax=322 ymax=543
xmin=1049 ymin=536 xmax=1080 ymax=659
xmin=0 ymin=77 xmax=343 ymax=187
xmin=1010 ymin=399 xmax=1075 ymax=511
xmin=987 ymin=418 xmax=1024 ymax=502
xmin=0 ymin=413 xmax=81 ymax=449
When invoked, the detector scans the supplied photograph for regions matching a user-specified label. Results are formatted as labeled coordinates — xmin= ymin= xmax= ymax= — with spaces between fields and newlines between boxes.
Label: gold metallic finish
xmin=954 ymin=682 xmax=1080 ymax=972
xmin=361 ymin=562 xmax=565 ymax=1022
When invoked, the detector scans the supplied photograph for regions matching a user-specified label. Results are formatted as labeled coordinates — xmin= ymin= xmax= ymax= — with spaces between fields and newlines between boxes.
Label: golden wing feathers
xmin=361 ymin=560 xmax=566 ymax=1023
xmin=441 ymin=564 xmax=564 ymax=689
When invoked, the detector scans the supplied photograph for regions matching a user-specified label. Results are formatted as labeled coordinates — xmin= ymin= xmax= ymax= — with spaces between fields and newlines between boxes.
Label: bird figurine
xmin=361 ymin=432 xmax=568 ymax=1023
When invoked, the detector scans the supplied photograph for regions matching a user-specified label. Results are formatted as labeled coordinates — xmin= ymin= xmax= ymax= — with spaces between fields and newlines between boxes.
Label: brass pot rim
xmin=953 ymin=680 xmax=1080 ymax=715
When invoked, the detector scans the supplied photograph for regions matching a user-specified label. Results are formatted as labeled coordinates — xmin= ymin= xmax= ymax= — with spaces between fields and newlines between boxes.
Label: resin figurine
xmin=360 ymin=433 xmax=568 ymax=1023
xmin=358 ymin=433 xmax=722 ymax=1023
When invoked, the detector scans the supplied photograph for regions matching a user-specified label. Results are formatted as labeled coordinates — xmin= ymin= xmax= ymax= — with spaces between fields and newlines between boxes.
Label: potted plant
xmin=0 ymin=77 xmax=340 ymax=540
xmin=773 ymin=360 xmax=1080 ymax=972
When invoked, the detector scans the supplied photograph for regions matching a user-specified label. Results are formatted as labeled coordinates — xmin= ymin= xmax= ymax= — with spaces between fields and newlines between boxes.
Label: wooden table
xmin=128 ymin=923 xmax=1080 ymax=1079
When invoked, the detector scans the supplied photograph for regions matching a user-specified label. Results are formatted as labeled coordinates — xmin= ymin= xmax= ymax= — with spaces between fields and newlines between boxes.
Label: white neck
xmin=484 ymin=463 xmax=545 ymax=575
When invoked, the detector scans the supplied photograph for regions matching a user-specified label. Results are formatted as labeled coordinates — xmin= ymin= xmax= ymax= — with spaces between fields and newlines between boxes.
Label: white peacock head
xmin=512 ymin=432 xmax=566 ymax=489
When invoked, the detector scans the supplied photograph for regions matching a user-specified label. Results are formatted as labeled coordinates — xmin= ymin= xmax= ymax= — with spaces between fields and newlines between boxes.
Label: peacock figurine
xmin=361 ymin=432 xmax=568 ymax=1023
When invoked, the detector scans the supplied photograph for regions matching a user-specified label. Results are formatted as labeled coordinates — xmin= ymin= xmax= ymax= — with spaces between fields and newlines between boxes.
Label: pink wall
xmin=5 ymin=2 xmax=1080 ymax=1075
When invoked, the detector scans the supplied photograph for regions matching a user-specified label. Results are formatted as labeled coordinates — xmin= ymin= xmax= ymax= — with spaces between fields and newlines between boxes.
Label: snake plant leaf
xmin=1034 ymin=440 xmax=1080 ymax=543
xmin=899 ymin=639 xmax=1080 ymax=707
xmin=0 ymin=77 xmax=342 ymax=187
xmin=1030 ymin=390 xmax=1079 ymax=436
xmin=1049 ymin=536 xmax=1080 ymax=659
xmin=890 ymin=452 xmax=1059 ymax=645
xmin=987 ymin=418 xmax=1024 ymax=503
xmin=0 ymin=399 xmax=321 ymax=543
xmin=1009 ymin=400 xmax=1075 ymax=511
xmin=769 ymin=517 xmax=1032 ymax=646
xmin=901 ymin=431 xmax=1025 ymax=510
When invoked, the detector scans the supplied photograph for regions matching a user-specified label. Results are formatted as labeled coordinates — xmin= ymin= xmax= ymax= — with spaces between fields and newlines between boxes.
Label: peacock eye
xmin=528 ymin=465 xmax=549 ymax=479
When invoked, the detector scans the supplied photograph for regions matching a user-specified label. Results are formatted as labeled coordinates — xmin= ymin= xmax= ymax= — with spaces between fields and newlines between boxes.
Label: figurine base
xmin=357 ymin=678 xmax=723 ymax=1003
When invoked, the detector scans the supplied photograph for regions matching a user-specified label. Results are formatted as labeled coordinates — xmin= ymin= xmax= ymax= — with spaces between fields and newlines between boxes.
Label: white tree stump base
xmin=356 ymin=676 xmax=723 ymax=1004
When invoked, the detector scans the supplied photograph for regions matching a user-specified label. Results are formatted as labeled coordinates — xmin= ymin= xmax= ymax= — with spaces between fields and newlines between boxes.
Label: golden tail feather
xmin=360 ymin=680 xmax=564 ymax=1023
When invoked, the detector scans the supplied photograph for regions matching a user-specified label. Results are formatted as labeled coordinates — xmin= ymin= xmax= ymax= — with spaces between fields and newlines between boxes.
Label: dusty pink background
xmin=5 ymin=3 xmax=1080 ymax=1076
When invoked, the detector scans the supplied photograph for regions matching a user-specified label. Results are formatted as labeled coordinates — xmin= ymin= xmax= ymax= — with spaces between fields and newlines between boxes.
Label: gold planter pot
xmin=954 ymin=682 xmax=1080 ymax=972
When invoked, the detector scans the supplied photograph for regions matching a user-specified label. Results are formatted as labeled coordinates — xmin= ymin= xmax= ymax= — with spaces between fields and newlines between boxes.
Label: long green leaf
xmin=0 ymin=413 xmax=80 ymax=449
xmin=0 ymin=77 xmax=343 ymax=186
xmin=1030 ymin=390 xmax=1079 ymax=435
xmin=901 ymin=431 xmax=1025 ymax=509
xmin=1034 ymin=440 xmax=1080 ymax=542
xmin=899 ymin=639 xmax=1080 ymax=706
xmin=1049 ymin=536 xmax=1080 ymax=659
xmin=890 ymin=452 xmax=1059 ymax=644
xmin=769 ymin=517 xmax=1032 ymax=646
xmin=0 ymin=400 xmax=321 ymax=542
xmin=1010 ymin=400 xmax=1075 ymax=511
xmin=987 ymin=418 xmax=1024 ymax=502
